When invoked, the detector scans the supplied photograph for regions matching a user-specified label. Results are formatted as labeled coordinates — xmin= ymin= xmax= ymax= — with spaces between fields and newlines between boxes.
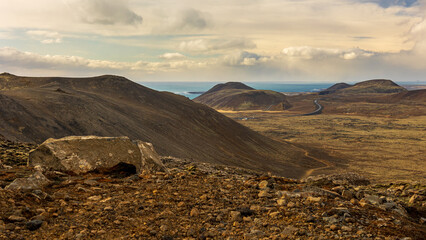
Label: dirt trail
xmin=285 ymin=142 xmax=335 ymax=179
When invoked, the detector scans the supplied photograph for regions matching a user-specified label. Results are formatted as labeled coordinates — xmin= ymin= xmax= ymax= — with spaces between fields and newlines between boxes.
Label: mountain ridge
xmin=0 ymin=74 xmax=318 ymax=178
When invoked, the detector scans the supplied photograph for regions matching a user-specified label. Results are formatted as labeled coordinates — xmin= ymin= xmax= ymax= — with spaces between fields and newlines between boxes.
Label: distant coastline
xmin=139 ymin=81 xmax=426 ymax=99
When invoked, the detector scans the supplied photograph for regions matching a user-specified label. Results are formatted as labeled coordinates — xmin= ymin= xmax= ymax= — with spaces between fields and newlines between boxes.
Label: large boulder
xmin=28 ymin=136 xmax=166 ymax=175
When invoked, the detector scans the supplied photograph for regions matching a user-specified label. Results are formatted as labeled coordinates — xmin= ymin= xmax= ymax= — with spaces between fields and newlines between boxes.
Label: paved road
xmin=302 ymin=99 xmax=323 ymax=116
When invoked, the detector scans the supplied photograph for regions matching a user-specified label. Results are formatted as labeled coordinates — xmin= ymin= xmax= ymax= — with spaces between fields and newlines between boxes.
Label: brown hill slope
xmin=203 ymin=82 xmax=254 ymax=95
xmin=379 ymin=89 xmax=426 ymax=103
xmin=0 ymin=73 xmax=319 ymax=178
xmin=194 ymin=82 xmax=291 ymax=111
xmin=338 ymin=79 xmax=406 ymax=94
xmin=319 ymin=82 xmax=351 ymax=95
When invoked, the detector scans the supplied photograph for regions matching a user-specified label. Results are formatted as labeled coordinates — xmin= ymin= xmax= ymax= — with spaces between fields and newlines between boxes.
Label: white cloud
xmin=159 ymin=52 xmax=186 ymax=60
xmin=222 ymin=51 xmax=269 ymax=66
xmin=281 ymin=46 xmax=375 ymax=60
xmin=0 ymin=47 xmax=208 ymax=74
xmin=26 ymin=30 xmax=62 ymax=44
xmin=0 ymin=0 xmax=425 ymax=82
xmin=179 ymin=38 xmax=256 ymax=53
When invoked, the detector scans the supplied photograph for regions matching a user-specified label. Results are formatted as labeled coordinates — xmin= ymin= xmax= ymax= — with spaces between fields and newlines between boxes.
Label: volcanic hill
xmin=0 ymin=73 xmax=319 ymax=178
xmin=319 ymin=80 xmax=406 ymax=96
xmin=194 ymin=82 xmax=292 ymax=111
xmin=319 ymin=82 xmax=351 ymax=95
xmin=337 ymin=79 xmax=406 ymax=94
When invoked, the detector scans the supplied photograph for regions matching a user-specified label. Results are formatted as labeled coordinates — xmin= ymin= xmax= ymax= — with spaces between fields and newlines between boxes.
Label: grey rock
xmin=258 ymin=180 xmax=270 ymax=189
xmin=305 ymin=173 xmax=370 ymax=186
xmin=382 ymin=202 xmax=397 ymax=210
xmin=229 ymin=211 xmax=242 ymax=222
xmin=306 ymin=215 xmax=316 ymax=223
xmin=5 ymin=171 xmax=51 ymax=191
xmin=8 ymin=215 xmax=26 ymax=222
xmin=342 ymin=190 xmax=354 ymax=199
xmin=26 ymin=219 xmax=43 ymax=231
xmin=392 ymin=205 xmax=409 ymax=217
xmin=282 ymin=226 xmax=298 ymax=238
xmin=323 ymin=216 xmax=340 ymax=224
xmin=29 ymin=136 xmax=166 ymax=175
xmin=364 ymin=195 xmax=382 ymax=205
xmin=258 ymin=190 xmax=270 ymax=198
xmin=135 ymin=140 xmax=168 ymax=173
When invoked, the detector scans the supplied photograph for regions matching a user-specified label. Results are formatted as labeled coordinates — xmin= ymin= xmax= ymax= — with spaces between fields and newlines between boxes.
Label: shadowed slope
xmin=379 ymin=89 xmax=426 ymax=102
xmin=319 ymin=83 xmax=351 ymax=95
xmin=0 ymin=74 xmax=319 ymax=178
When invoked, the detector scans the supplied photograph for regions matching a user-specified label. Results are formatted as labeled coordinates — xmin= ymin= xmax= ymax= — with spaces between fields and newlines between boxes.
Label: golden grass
xmin=224 ymin=112 xmax=426 ymax=184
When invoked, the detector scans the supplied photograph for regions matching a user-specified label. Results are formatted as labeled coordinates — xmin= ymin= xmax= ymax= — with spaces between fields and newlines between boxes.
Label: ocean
xmin=138 ymin=82 xmax=334 ymax=99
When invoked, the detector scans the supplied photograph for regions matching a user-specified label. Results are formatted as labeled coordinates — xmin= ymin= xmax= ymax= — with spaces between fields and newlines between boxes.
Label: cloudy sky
xmin=0 ymin=0 xmax=425 ymax=82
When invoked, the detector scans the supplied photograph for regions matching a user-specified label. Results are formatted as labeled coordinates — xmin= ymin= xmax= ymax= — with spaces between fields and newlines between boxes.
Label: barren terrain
xmin=220 ymin=80 xmax=425 ymax=183
xmin=1 ymin=140 xmax=425 ymax=239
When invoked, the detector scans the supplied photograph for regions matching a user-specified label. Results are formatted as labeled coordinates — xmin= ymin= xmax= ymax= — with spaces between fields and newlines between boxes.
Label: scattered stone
xmin=26 ymin=220 xmax=43 ymax=231
xmin=269 ymin=212 xmax=280 ymax=218
xmin=88 ymin=195 xmax=102 ymax=201
xmin=282 ymin=226 xmax=298 ymax=238
xmin=190 ymin=208 xmax=200 ymax=217
xmin=103 ymin=206 xmax=113 ymax=211
xmin=306 ymin=215 xmax=316 ymax=223
xmin=341 ymin=226 xmax=352 ymax=232
xmin=382 ymin=202 xmax=397 ymax=210
xmin=0 ymin=143 xmax=425 ymax=240
xmin=258 ymin=180 xmax=269 ymax=189
xmin=277 ymin=198 xmax=286 ymax=206
xmin=342 ymin=190 xmax=354 ymax=199
xmin=392 ymin=205 xmax=409 ymax=217
xmin=236 ymin=207 xmax=254 ymax=217
xmin=307 ymin=196 xmax=322 ymax=202
xmin=8 ymin=215 xmax=26 ymax=222
xmin=258 ymin=190 xmax=270 ymax=198
xmin=408 ymin=194 xmax=419 ymax=204
xmin=330 ymin=224 xmax=339 ymax=231
xmin=229 ymin=211 xmax=242 ymax=222
xmin=364 ymin=194 xmax=382 ymax=205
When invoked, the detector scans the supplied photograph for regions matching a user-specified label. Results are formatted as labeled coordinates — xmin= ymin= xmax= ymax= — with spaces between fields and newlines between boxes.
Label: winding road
xmin=302 ymin=99 xmax=323 ymax=116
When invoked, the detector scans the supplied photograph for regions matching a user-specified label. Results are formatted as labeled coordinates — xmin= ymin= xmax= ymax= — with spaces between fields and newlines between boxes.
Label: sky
xmin=0 ymin=0 xmax=425 ymax=83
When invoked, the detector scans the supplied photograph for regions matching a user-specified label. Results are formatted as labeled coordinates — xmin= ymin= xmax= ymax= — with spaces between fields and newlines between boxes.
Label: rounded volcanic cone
xmin=194 ymin=82 xmax=291 ymax=111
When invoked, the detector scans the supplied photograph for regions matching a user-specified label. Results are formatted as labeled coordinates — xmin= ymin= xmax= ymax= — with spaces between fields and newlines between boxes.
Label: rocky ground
xmin=1 ymin=139 xmax=425 ymax=239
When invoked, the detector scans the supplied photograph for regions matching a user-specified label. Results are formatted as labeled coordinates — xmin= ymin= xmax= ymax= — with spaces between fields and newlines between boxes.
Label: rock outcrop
xmin=28 ymin=136 xmax=166 ymax=175
xmin=135 ymin=140 xmax=168 ymax=174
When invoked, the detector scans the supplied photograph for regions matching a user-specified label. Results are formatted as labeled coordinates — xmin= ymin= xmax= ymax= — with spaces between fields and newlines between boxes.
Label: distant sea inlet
xmin=138 ymin=82 xmax=334 ymax=99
